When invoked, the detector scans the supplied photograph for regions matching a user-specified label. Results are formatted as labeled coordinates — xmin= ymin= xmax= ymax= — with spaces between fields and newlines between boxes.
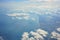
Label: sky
xmin=0 ymin=0 xmax=60 ymax=40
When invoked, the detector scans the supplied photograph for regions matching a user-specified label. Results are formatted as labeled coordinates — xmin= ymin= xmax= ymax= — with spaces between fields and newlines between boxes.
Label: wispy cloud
xmin=28 ymin=0 xmax=60 ymax=2
xmin=6 ymin=13 xmax=30 ymax=20
xmin=6 ymin=13 xmax=37 ymax=21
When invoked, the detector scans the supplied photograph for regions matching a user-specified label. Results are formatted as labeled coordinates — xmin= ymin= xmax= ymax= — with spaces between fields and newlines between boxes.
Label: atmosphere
xmin=0 ymin=0 xmax=60 ymax=40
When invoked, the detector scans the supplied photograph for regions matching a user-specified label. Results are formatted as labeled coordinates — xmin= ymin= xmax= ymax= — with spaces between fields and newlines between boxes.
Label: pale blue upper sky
xmin=0 ymin=0 xmax=25 ymax=2
xmin=0 ymin=0 xmax=60 ymax=2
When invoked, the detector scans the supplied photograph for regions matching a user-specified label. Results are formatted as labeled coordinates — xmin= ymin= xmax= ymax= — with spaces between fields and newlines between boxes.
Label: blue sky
xmin=0 ymin=0 xmax=25 ymax=2
xmin=0 ymin=0 xmax=60 ymax=40
xmin=0 ymin=0 xmax=60 ymax=3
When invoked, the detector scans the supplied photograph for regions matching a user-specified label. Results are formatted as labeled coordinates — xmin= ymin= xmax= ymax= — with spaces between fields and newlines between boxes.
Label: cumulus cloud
xmin=21 ymin=29 xmax=48 ymax=40
xmin=29 ymin=37 xmax=35 ymax=40
xmin=36 ymin=29 xmax=48 ymax=37
xmin=56 ymin=28 xmax=60 ymax=32
xmin=51 ymin=31 xmax=60 ymax=40
xmin=21 ymin=32 xmax=29 ymax=40
xmin=30 ymin=31 xmax=44 ymax=40
xmin=51 ymin=28 xmax=60 ymax=40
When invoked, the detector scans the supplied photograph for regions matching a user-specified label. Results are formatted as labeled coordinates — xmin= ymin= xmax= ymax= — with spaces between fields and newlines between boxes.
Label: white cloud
xmin=51 ymin=31 xmax=58 ymax=38
xmin=51 ymin=31 xmax=60 ymax=40
xmin=16 ymin=17 xmax=23 ymax=20
xmin=6 ymin=13 xmax=30 ymax=17
xmin=51 ymin=28 xmax=60 ymax=40
xmin=21 ymin=32 xmax=29 ymax=40
xmin=36 ymin=29 xmax=48 ymax=37
xmin=30 ymin=31 xmax=44 ymax=40
xmin=56 ymin=28 xmax=60 ymax=32
xmin=21 ymin=29 xmax=48 ymax=40
xmin=6 ymin=13 xmax=38 ymax=21
xmin=29 ymin=37 xmax=35 ymax=40
xmin=6 ymin=13 xmax=31 ymax=20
